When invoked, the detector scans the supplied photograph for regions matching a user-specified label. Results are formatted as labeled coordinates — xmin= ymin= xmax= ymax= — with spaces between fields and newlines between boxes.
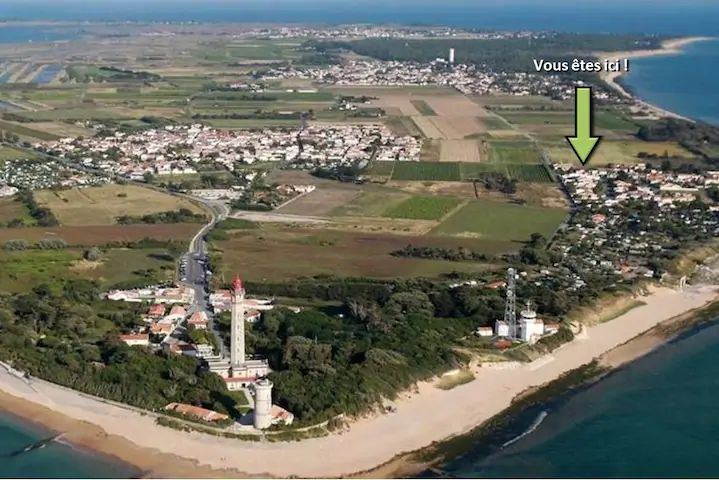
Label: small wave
xmin=6 ymin=434 xmax=61 ymax=457
xmin=501 ymin=410 xmax=548 ymax=448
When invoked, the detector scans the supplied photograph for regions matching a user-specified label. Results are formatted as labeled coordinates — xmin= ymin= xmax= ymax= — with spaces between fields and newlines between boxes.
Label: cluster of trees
xmin=311 ymin=165 xmax=363 ymax=182
xmin=229 ymin=200 xmax=273 ymax=212
xmin=708 ymin=186 xmax=719 ymax=203
xmin=0 ymin=279 xmax=240 ymax=417
xmin=637 ymin=119 xmax=719 ymax=158
xmin=16 ymin=189 xmax=58 ymax=227
xmin=391 ymin=244 xmax=489 ymax=262
xmin=307 ymin=34 xmax=662 ymax=73
xmin=116 ymin=208 xmax=207 ymax=225
xmin=470 ymin=172 xmax=517 ymax=194
xmin=250 ymin=301 xmax=482 ymax=423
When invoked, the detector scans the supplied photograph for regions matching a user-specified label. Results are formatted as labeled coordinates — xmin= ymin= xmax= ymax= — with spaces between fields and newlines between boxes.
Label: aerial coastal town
xmin=0 ymin=17 xmax=718 ymax=478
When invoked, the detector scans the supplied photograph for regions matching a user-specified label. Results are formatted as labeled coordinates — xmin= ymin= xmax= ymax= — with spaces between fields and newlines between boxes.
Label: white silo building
xmin=253 ymin=378 xmax=274 ymax=430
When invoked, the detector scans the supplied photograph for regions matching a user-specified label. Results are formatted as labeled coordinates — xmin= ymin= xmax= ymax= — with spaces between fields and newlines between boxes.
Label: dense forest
xmin=307 ymin=34 xmax=664 ymax=73
xmin=637 ymin=118 xmax=719 ymax=159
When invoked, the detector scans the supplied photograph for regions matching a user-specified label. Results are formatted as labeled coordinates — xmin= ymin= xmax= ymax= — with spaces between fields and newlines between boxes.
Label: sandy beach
xmin=599 ymin=36 xmax=713 ymax=120
xmin=1 ymin=283 xmax=717 ymax=478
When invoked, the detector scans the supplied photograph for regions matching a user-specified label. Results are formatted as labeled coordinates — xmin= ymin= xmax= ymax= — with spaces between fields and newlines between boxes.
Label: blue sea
xmin=622 ymin=38 xmax=719 ymax=125
xmin=0 ymin=412 xmax=138 ymax=478
xmin=1 ymin=1 xmax=719 ymax=478
xmin=436 ymin=320 xmax=719 ymax=478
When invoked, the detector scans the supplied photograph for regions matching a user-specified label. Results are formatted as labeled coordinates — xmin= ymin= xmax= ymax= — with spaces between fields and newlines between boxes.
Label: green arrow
xmin=566 ymin=86 xmax=601 ymax=165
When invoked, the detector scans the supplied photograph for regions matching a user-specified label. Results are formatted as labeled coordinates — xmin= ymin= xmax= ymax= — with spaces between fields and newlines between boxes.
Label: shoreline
xmin=599 ymin=36 xmax=714 ymax=121
xmin=362 ymin=292 xmax=719 ymax=478
xmin=1 ymin=283 xmax=718 ymax=477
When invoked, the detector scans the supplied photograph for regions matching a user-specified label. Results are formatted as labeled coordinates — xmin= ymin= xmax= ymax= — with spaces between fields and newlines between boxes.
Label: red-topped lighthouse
xmin=232 ymin=274 xmax=244 ymax=294
xmin=230 ymin=273 xmax=246 ymax=367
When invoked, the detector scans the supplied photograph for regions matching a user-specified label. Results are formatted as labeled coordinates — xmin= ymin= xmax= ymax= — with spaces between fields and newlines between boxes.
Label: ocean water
xmin=0 ymin=412 xmax=138 ymax=479
xmin=0 ymin=0 xmax=718 ymax=35
xmin=622 ymin=38 xmax=719 ymax=125
xmin=0 ymin=26 xmax=82 ymax=44
xmin=437 ymin=319 xmax=719 ymax=478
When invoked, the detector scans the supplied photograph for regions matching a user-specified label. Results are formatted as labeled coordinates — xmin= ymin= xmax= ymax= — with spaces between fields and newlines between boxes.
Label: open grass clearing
xmin=330 ymin=191 xmax=411 ymax=217
xmin=432 ymin=200 xmax=567 ymax=243
xmin=0 ymin=247 xmax=178 ymax=293
xmin=34 ymin=184 xmax=204 ymax=226
xmin=487 ymin=141 xmax=541 ymax=164
xmin=0 ymin=120 xmax=60 ymax=141
xmin=0 ymin=224 xmax=200 ymax=246
xmin=542 ymin=139 xmax=690 ymax=165
xmin=276 ymin=187 xmax=360 ymax=217
xmin=213 ymin=225 xmax=495 ymax=281
xmin=0 ymin=146 xmax=35 ymax=161
xmin=383 ymin=195 xmax=463 ymax=220
xmin=0 ymin=196 xmax=31 ymax=225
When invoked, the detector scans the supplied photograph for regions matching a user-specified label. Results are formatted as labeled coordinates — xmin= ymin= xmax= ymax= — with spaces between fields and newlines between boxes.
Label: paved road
xmin=176 ymin=197 xmax=230 ymax=357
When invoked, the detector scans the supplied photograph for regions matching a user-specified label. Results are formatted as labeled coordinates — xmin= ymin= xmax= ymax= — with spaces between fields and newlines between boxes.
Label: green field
xmin=432 ymin=200 xmax=567 ymax=242
xmin=499 ymin=111 xmax=574 ymax=126
xmin=460 ymin=163 xmax=553 ymax=183
xmin=196 ymin=41 xmax=301 ymax=62
xmin=542 ymin=139 xmax=691 ymax=165
xmin=11 ymin=107 xmax=131 ymax=122
xmin=410 ymin=99 xmax=436 ymax=116
xmin=488 ymin=141 xmax=540 ymax=164
xmin=388 ymin=161 xmax=552 ymax=183
xmin=213 ymin=226 xmax=493 ymax=281
xmin=391 ymin=161 xmax=461 ymax=181
xmin=0 ymin=120 xmax=60 ymax=141
xmin=384 ymin=116 xmax=422 ymax=136
xmin=496 ymin=109 xmax=637 ymax=133
xmin=0 ymin=146 xmax=34 ymax=161
xmin=384 ymin=196 xmax=462 ymax=220
xmin=0 ymin=247 xmax=178 ymax=293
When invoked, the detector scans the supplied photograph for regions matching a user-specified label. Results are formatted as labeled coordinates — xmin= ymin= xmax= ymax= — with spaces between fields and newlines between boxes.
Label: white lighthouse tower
xmin=207 ymin=273 xmax=270 ymax=391
xmin=230 ymin=275 xmax=246 ymax=368
xmin=253 ymin=378 xmax=274 ymax=430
